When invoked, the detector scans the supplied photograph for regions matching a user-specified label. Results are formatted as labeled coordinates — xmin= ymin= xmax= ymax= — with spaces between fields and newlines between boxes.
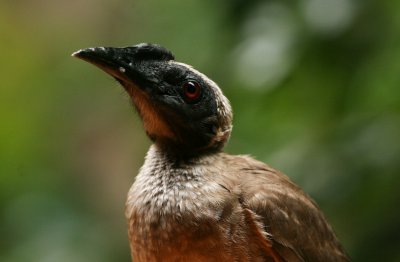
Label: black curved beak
xmin=72 ymin=44 xmax=175 ymax=94
xmin=72 ymin=47 xmax=130 ymax=83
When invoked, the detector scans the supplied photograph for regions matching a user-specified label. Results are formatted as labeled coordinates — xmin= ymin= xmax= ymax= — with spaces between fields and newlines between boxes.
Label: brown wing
xmin=223 ymin=155 xmax=349 ymax=262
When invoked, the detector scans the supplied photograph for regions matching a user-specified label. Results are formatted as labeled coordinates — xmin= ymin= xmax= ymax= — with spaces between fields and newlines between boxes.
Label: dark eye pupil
xmin=183 ymin=81 xmax=201 ymax=101
xmin=186 ymin=82 xmax=197 ymax=94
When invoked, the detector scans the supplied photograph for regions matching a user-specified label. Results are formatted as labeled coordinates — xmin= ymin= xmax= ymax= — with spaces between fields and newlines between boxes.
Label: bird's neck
xmin=152 ymin=138 xmax=222 ymax=161
xmin=126 ymin=144 xmax=221 ymax=220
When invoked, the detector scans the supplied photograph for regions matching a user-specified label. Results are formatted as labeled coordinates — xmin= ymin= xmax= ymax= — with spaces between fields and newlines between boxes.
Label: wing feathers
xmin=218 ymin=154 xmax=349 ymax=262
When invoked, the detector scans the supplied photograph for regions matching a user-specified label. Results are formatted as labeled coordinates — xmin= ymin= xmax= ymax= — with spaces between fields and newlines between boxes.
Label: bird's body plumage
xmin=73 ymin=43 xmax=349 ymax=262
xmin=126 ymin=145 xmax=347 ymax=261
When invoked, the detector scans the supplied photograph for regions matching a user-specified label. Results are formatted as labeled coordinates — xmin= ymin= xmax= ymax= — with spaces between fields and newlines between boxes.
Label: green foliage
xmin=1 ymin=0 xmax=399 ymax=261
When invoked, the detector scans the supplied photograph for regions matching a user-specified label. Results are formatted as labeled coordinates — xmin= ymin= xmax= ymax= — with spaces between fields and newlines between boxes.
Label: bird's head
xmin=73 ymin=43 xmax=232 ymax=156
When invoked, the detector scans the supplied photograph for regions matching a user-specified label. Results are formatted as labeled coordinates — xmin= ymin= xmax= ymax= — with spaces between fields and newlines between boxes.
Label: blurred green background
xmin=1 ymin=0 xmax=399 ymax=261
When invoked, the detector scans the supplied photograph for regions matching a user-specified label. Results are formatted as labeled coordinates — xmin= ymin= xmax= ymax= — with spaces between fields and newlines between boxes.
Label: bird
xmin=73 ymin=43 xmax=349 ymax=262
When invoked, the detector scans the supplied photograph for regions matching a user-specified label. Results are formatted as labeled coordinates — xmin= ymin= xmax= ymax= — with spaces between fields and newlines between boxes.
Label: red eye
xmin=182 ymin=81 xmax=201 ymax=101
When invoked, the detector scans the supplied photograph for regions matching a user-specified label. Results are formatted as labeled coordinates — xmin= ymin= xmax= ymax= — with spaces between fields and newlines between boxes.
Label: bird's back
xmin=218 ymin=154 xmax=349 ymax=262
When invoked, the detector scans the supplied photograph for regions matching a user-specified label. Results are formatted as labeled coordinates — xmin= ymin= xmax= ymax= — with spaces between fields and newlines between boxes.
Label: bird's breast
xmin=125 ymin=167 xmax=234 ymax=261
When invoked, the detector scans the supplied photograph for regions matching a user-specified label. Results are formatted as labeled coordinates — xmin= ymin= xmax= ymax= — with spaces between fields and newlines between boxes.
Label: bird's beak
xmin=72 ymin=45 xmax=176 ymax=140
xmin=73 ymin=47 xmax=128 ymax=80
xmin=72 ymin=46 xmax=156 ymax=96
